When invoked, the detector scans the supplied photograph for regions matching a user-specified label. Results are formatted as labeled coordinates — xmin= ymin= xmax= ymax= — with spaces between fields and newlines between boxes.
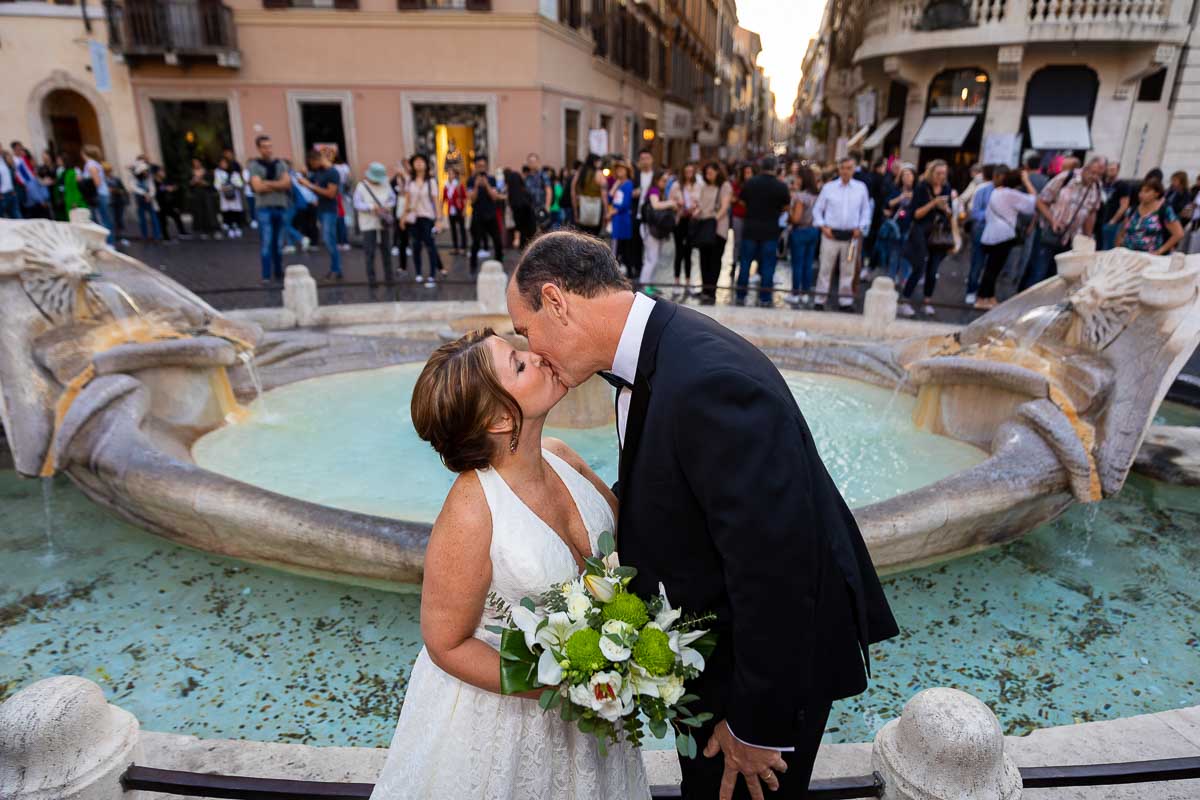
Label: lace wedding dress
xmin=369 ymin=449 xmax=650 ymax=799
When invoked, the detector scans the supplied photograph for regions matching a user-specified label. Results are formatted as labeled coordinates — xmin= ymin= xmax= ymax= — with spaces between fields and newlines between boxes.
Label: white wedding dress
xmin=369 ymin=449 xmax=650 ymax=800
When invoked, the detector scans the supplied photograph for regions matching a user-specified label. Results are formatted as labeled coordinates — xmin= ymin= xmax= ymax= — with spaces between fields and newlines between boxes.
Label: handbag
xmin=927 ymin=210 xmax=954 ymax=249
xmin=646 ymin=204 xmax=677 ymax=239
xmin=688 ymin=188 xmax=720 ymax=247
xmin=578 ymin=195 xmax=603 ymax=227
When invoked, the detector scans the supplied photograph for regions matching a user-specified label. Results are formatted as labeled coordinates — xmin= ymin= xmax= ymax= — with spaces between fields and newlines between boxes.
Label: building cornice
xmin=233 ymin=8 xmax=542 ymax=30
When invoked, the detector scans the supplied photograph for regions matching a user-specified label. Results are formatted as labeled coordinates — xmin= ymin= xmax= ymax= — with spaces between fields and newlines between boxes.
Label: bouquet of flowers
xmin=487 ymin=532 xmax=716 ymax=757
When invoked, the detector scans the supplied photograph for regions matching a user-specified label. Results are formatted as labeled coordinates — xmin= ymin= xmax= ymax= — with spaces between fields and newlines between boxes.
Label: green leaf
xmin=583 ymin=556 xmax=606 ymax=575
xmin=695 ymin=712 xmax=713 ymax=723
xmin=597 ymin=531 xmax=616 ymax=557
xmin=538 ymin=689 xmax=557 ymax=711
xmin=498 ymin=630 xmax=540 ymax=695
xmin=613 ymin=565 xmax=638 ymax=580
xmin=597 ymin=736 xmax=608 ymax=758
xmin=520 ymin=597 xmax=536 ymax=613
xmin=484 ymin=625 xmax=506 ymax=635
xmin=649 ymin=718 xmax=668 ymax=739
xmin=678 ymin=694 xmax=700 ymax=705
xmin=676 ymin=733 xmax=693 ymax=758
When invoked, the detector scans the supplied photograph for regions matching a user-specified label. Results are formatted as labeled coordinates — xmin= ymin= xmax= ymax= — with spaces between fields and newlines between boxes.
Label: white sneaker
xmin=301 ymin=236 xmax=311 ymax=251
xmin=119 ymin=238 xmax=131 ymax=246
xmin=923 ymin=303 xmax=937 ymax=317
xmin=478 ymin=249 xmax=491 ymax=258
xmin=406 ymin=247 xmax=413 ymax=256
xmin=784 ymin=293 xmax=801 ymax=305
xmin=800 ymin=294 xmax=810 ymax=305
xmin=249 ymin=220 xmax=259 ymax=229
xmin=425 ymin=278 xmax=436 ymax=289
xmin=338 ymin=243 xmax=351 ymax=252
xmin=859 ymin=267 xmax=870 ymax=281
xmin=899 ymin=302 xmax=916 ymax=318
xmin=282 ymin=245 xmax=296 ymax=254
xmin=964 ymin=292 xmax=977 ymax=305
xmin=390 ymin=246 xmax=400 ymax=257
xmin=749 ymin=274 xmax=761 ymax=287
xmin=415 ymin=275 xmax=425 ymax=283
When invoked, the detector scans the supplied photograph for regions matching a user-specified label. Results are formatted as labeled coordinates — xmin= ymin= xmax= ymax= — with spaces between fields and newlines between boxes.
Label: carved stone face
xmin=1065 ymin=249 xmax=1150 ymax=351
xmin=0 ymin=219 xmax=109 ymax=323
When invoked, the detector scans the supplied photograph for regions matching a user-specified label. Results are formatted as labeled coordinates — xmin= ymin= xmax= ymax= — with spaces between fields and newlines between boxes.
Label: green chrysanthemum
xmin=632 ymin=627 xmax=674 ymax=676
xmin=601 ymin=592 xmax=649 ymax=629
xmin=565 ymin=628 xmax=607 ymax=672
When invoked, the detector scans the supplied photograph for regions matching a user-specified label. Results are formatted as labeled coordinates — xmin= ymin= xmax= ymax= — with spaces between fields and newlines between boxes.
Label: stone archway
xmin=26 ymin=70 xmax=123 ymax=173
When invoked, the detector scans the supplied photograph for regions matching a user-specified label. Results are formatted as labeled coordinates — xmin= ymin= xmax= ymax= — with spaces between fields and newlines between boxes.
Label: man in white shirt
xmin=0 ymin=154 xmax=19 ymax=219
xmin=812 ymin=156 xmax=871 ymax=310
xmin=631 ymin=147 xmax=655 ymax=282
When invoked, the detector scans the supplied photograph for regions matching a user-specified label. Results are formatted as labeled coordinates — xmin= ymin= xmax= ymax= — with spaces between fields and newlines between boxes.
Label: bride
xmin=368 ymin=329 xmax=650 ymax=799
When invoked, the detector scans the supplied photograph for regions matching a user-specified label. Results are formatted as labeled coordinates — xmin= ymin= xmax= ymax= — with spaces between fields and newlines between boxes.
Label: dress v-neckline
xmin=489 ymin=450 xmax=594 ymax=573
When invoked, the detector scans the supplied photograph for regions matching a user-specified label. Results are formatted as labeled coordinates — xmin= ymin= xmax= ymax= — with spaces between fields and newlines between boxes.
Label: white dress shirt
xmin=0 ymin=159 xmax=13 ymax=195
xmin=609 ymin=291 xmax=792 ymax=753
xmin=612 ymin=291 xmax=655 ymax=446
xmin=812 ymin=177 xmax=871 ymax=235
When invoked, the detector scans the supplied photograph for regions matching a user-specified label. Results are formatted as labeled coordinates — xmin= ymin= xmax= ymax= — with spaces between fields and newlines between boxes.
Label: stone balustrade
xmin=0 ymin=676 xmax=1022 ymax=799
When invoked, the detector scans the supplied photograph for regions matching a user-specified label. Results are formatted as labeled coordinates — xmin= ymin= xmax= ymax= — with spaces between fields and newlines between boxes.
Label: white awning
xmin=846 ymin=124 xmax=871 ymax=150
xmin=1028 ymin=115 xmax=1092 ymax=151
xmin=912 ymin=115 xmax=977 ymax=148
xmin=863 ymin=118 xmax=900 ymax=150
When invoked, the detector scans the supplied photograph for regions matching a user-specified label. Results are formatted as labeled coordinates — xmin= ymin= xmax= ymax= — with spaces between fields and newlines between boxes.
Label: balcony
xmin=107 ymin=0 xmax=240 ymax=67
xmin=856 ymin=0 xmax=1191 ymax=61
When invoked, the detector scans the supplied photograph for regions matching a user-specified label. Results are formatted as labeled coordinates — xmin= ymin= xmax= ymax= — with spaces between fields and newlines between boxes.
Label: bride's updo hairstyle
xmin=411 ymin=328 xmax=524 ymax=472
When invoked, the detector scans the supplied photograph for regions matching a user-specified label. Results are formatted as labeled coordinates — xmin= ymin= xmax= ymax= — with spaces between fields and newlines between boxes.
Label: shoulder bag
xmin=688 ymin=188 xmax=720 ymax=247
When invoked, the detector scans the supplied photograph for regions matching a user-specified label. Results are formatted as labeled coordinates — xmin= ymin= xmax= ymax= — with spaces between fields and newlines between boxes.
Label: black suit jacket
xmin=615 ymin=299 xmax=898 ymax=747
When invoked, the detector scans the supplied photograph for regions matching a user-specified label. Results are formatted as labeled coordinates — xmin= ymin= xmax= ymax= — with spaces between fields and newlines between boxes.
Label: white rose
xmin=565 ymin=590 xmax=592 ymax=622
xmin=659 ymin=673 xmax=686 ymax=706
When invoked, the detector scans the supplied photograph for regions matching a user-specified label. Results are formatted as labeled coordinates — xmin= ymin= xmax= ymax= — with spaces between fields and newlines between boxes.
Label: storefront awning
xmin=846 ymin=124 xmax=871 ymax=150
xmin=862 ymin=118 xmax=900 ymax=150
xmin=912 ymin=115 xmax=977 ymax=148
xmin=1028 ymin=115 xmax=1092 ymax=151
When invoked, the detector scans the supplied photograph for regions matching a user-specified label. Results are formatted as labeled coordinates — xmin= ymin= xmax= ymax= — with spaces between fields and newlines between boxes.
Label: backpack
xmin=77 ymin=172 xmax=98 ymax=205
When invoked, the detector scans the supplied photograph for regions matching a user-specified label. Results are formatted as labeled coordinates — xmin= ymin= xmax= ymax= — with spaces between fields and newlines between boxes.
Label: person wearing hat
xmin=353 ymin=161 xmax=397 ymax=290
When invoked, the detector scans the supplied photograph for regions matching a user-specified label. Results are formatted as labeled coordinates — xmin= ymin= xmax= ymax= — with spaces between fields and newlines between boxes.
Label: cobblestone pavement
xmin=118 ymin=226 xmax=998 ymax=326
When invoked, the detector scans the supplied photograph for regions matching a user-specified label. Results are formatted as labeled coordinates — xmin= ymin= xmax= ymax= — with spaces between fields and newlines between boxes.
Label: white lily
xmin=532 ymin=612 xmax=584 ymax=686
xmin=628 ymin=662 xmax=666 ymax=698
xmin=654 ymin=582 xmax=682 ymax=630
xmin=583 ymin=574 xmax=616 ymax=603
xmin=602 ymin=548 xmax=621 ymax=572
xmin=598 ymin=619 xmax=633 ymax=662
xmin=510 ymin=604 xmax=546 ymax=653
xmin=537 ymin=650 xmax=564 ymax=686
xmin=568 ymin=670 xmax=634 ymax=722
xmin=669 ymin=629 xmax=707 ymax=671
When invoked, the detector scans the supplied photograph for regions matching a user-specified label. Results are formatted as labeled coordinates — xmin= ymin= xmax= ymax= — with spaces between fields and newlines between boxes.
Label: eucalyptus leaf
xmin=583 ymin=556 xmax=606 ymax=575
xmin=520 ymin=597 xmax=536 ymax=613
xmin=613 ymin=565 xmax=638 ymax=580
xmin=695 ymin=712 xmax=713 ymax=723
xmin=649 ymin=718 xmax=668 ymax=739
xmin=597 ymin=531 xmax=616 ymax=556
xmin=484 ymin=625 xmax=505 ymax=635
xmin=676 ymin=734 xmax=692 ymax=757
xmin=678 ymin=694 xmax=700 ymax=705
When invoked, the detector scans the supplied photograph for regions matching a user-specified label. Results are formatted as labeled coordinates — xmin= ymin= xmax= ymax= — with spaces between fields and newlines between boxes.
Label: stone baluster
xmin=476 ymin=259 xmax=508 ymax=315
xmin=0 ymin=676 xmax=145 ymax=800
xmin=283 ymin=264 xmax=319 ymax=327
xmin=863 ymin=276 xmax=899 ymax=338
xmin=872 ymin=687 xmax=1022 ymax=800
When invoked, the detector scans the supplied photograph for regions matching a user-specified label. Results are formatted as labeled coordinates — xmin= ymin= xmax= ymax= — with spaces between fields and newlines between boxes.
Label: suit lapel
xmin=617 ymin=299 xmax=677 ymax=495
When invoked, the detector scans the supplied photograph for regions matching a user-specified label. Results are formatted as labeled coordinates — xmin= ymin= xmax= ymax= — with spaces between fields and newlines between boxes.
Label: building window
xmin=1137 ymin=68 xmax=1167 ymax=102
xmin=564 ymin=107 xmax=580 ymax=167
xmin=300 ymin=102 xmax=347 ymax=158
xmin=927 ymin=68 xmax=989 ymax=115
xmin=264 ymin=0 xmax=359 ymax=7
xmin=395 ymin=0 xmax=491 ymax=8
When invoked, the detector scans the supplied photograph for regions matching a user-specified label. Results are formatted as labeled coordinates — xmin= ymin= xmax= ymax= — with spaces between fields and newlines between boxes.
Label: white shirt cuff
xmin=726 ymin=724 xmax=795 ymax=752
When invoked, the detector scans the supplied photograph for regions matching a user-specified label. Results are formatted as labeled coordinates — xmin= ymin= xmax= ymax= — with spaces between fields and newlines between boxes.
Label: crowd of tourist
xmin=4 ymin=133 xmax=1198 ymax=312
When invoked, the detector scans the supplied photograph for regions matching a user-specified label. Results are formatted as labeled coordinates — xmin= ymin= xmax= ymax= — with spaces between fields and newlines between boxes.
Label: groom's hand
xmin=703 ymin=720 xmax=787 ymax=800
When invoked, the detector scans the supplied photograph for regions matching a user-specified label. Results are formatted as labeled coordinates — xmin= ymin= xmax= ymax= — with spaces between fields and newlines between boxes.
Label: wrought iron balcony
xmin=107 ymin=0 xmax=240 ymax=67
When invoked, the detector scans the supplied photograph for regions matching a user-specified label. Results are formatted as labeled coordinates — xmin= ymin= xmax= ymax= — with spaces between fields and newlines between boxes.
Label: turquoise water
xmin=1154 ymin=400 xmax=1200 ymax=427
xmin=192 ymin=363 xmax=987 ymax=518
xmin=2 ymin=471 xmax=1197 ymax=747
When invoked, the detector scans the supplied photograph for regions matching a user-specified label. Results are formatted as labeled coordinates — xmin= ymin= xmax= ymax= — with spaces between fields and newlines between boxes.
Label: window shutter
xmin=334 ymin=0 xmax=359 ymax=8
xmin=262 ymin=0 xmax=289 ymax=9
xmin=396 ymin=0 xmax=423 ymax=9
xmin=465 ymin=0 xmax=490 ymax=9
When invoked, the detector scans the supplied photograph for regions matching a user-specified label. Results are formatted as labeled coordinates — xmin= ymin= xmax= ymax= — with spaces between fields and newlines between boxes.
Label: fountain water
xmin=238 ymin=351 xmax=270 ymax=420
xmin=38 ymin=476 xmax=58 ymax=566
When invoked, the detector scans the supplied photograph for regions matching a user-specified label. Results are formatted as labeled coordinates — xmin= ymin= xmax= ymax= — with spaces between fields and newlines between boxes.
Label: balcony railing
xmin=108 ymin=0 xmax=239 ymax=66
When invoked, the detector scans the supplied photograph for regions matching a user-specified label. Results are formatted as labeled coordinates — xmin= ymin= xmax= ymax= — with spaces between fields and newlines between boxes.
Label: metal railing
xmin=107 ymin=0 xmax=238 ymax=58
xmin=121 ymin=756 xmax=1200 ymax=798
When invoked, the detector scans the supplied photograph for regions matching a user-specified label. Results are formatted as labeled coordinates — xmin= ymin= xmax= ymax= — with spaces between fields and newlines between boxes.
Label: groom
xmin=507 ymin=231 xmax=898 ymax=799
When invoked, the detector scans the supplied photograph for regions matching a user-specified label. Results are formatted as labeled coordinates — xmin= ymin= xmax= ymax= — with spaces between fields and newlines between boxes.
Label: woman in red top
xmin=729 ymin=162 xmax=754 ymax=280
xmin=442 ymin=166 xmax=468 ymax=255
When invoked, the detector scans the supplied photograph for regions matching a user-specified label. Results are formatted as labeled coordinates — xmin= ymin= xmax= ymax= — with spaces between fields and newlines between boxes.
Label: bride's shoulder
xmin=431 ymin=471 xmax=492 ymax=544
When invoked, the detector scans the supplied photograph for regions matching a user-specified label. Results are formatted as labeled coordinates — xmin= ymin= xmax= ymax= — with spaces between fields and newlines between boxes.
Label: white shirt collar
xmin=612 ymin=292 xmax=655 ymax=384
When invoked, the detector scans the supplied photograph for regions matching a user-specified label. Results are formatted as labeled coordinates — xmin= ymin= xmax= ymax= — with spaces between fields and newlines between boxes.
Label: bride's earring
xmin=509 ymin=430 xmax=519 ymax=454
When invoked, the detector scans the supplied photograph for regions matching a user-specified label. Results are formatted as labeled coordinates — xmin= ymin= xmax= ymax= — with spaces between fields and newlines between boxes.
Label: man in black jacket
xmin=508 ymin=231 xmax=898 ymax=799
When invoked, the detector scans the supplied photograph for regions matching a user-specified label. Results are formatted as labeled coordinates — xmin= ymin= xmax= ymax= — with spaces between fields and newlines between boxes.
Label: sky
xmin=736 ymin=0 xmax=825 ymax=118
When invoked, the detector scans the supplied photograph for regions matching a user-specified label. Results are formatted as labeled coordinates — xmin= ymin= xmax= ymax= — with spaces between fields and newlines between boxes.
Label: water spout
xmin=1013 ymin=303 xmax=1070 ymax=353
xmin=238 ymin=350 xmax=269 ymax=418
xmin=39 ymin=476 xmax=60 ymax=566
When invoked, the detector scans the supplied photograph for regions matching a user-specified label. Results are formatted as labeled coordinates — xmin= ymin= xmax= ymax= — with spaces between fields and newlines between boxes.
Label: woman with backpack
xmin=976 ymin=168 xmax=1038 ymax=310
xmin=638 ymin=170 xmax=676 ymax=293
xmin=402 ymin=153 xmax=444 ymax=287
xmin=1117 ymin=176 xmax=1184 ymax=255
xmin=214 ymin=156 xmax=246 ymax=238
xmin=572 ymin=154 xmax=605 ymax=237
xmin=899 ymin=159 xmax=958 ymax=318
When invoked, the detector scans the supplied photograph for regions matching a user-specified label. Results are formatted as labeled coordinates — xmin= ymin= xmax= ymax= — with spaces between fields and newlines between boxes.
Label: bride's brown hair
xmin=411 ymin=328 xmax=524 ymax=472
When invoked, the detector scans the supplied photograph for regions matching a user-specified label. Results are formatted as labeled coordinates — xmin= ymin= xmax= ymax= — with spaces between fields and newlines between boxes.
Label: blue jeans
xmin=256 ymin=206 xmax=285 ymax=280
xmin=0 ymin=192 xmax=21 ymax=219
xmin=738 ymin=237 xmax=778 ymax=305
xmin=136 ymin=197 xmax=161 ymax=241
xmin=336 ymin=213 xmax=348 ymax=245
xmin=410 ymin=217 xmax=442 ymax=277
xmin=967 ymin=222 xmax=987 ymax=295
xmin=319 ymin=209 xmax=341 ymax=275
xmin=789 ymin=226 xmax=819 ymax=294
xmin=90 ymin=197 xmax=114 ymax=244
xmin=283 ymin=205 xmax=305 ymax=246
xmin=1099 ymin=222 xmax=1120 ymax=251
xmin=1019 ymin=235 xmax=1066 ymax=291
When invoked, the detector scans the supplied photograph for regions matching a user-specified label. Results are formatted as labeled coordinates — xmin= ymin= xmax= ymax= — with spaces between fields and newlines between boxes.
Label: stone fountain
xmin=1 ymin=220 xmax=1197 ymax=586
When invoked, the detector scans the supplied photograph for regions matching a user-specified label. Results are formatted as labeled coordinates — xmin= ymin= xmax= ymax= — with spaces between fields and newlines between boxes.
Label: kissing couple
xmin=368 ymin=231 xmax=898 ymax=799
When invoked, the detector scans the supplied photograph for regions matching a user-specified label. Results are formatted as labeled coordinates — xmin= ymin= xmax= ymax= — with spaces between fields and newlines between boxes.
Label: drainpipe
xmin=80 ymin=0 xmax=93 ymax=35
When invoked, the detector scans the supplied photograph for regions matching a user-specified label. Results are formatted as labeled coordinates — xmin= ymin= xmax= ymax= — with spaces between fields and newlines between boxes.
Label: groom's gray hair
xmin=513 ymin=230 xmax=631 ymax=311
